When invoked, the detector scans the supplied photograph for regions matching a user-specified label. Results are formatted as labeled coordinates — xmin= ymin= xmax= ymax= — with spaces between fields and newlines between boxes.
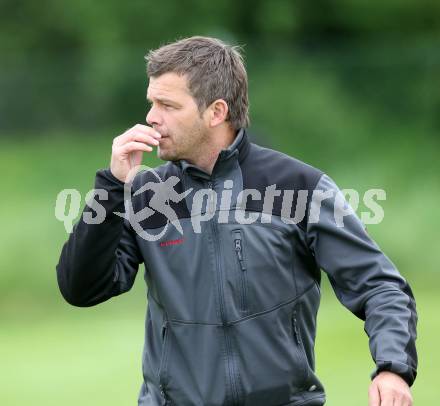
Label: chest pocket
xmin=223 ymin=223 xmax=298 ymax=317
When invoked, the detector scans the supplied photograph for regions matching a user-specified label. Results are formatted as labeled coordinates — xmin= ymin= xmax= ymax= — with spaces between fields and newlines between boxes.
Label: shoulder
xmin=242 ymin=142 xmax=324 ymax=192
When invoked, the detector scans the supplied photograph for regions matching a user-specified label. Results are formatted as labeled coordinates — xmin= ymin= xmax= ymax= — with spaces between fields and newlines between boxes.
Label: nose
xmin=146 ymin=104 xmax=162 ymax=126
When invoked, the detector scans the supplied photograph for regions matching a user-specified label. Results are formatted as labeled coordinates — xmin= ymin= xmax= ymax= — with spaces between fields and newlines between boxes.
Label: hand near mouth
xmin=110 ymin=124 xmax=162 ymax=183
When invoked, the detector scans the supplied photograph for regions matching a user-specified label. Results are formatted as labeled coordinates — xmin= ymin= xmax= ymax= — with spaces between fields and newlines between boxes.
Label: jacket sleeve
xmin=306 ymin=173 xmax=418 ymax=386
xmin=56 ymin=168 xmax=143 ymax=307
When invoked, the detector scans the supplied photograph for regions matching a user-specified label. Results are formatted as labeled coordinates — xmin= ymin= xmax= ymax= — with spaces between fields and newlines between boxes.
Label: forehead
xmin=147 ymin=72 xmax=191 ymax=101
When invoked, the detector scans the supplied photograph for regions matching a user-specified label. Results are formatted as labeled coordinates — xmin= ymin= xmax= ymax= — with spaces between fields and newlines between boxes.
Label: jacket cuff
xmin=91 ymin=168 xmax=126 ymax=216
xmin=370 ymin=360 xmax=417 ymax=387
xmin=97 ymin=168 xmax=125 ymax=187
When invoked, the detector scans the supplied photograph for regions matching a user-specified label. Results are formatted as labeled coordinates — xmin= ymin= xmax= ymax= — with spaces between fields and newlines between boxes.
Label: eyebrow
xmin=146 ymin=96 xmax=179 ymax=106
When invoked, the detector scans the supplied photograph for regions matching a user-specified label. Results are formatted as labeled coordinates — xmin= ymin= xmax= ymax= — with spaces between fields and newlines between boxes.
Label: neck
xmin=188 ymin=126 xmax=237 ymax=175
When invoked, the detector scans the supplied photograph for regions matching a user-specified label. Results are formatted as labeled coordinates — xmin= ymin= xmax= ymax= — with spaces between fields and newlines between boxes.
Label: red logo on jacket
xmin=159 ymin=238 xmax=184 ymax=247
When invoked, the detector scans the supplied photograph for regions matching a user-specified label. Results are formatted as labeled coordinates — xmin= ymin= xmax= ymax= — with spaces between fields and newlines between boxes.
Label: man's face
xmin=146 ymin=72 xmax=208 ymax=162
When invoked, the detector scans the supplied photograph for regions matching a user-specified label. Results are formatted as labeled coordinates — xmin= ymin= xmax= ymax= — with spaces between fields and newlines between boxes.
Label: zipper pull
xmin=161 ymin=320 xmax=168 ymax=340
xmin=234 ymin=239 xmax=243 ymax=260
xmin=234 ymin=238 xmax=246 ymax=271
xmin=292 ymin=309 xmax=301 ymax=345
xmin=160 ymin=384 xmax=169 ymax=405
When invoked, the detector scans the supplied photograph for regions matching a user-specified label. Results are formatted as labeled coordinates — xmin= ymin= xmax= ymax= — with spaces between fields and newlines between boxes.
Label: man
xmin=56 ymin=36 xmax=417 ymax=406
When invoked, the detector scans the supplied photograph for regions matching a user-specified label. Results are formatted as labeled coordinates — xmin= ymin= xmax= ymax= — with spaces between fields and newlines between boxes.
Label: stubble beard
xmin=158 ymin=120 xmax=208 ymax=163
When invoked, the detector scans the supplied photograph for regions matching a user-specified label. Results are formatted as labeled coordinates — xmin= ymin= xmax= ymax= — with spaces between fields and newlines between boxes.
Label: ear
xmin=206 ymin=99 xmax=229 ymax=128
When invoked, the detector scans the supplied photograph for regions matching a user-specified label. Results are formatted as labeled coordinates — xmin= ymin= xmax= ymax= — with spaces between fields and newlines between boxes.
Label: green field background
xmin=1 ymin=2 xmax=439 ymax=404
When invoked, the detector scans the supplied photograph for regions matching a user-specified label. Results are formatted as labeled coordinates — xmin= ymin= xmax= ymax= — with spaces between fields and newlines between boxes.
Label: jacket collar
xmin=171 ymin=128 xmax=250 ymax=177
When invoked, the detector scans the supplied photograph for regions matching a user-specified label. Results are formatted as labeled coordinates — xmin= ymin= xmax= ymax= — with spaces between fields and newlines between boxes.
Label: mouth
xmin=153 ymin=127 xmax=168 ymax=138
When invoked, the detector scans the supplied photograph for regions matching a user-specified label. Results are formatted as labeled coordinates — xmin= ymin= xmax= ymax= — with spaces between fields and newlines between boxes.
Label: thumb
xmin=369 ymin=381 xmax=381 ymax=406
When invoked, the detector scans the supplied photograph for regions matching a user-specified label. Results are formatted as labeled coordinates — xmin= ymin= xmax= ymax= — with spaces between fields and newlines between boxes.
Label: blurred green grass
xmin=0 ymin=280 xmax=437 ymax=404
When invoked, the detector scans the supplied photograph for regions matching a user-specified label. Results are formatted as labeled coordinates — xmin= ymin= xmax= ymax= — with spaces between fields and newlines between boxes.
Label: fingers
xmin=368 ymin=382 xmax=380 ymax=406
xmin=369 ymin=371 xmax=414 ymax=406
xmin=119 ymin=141 xmax=154 ymax=156
xmin=110 ymin=124 xmax=162 ymax=183
xmin=377 ymin=389 xmax=394 ymax=406
xmin=114 ymin=124 xmax=162 ymax=147
xmin=395 ymin=390 xmax=413 ymax=406
xmin=369 ymin=381 xmax=413 ymax=406
xmin=112 ymin=124 xmax=162 ymax=160
xmin=378 ymin=388 xmax=408 ymax=406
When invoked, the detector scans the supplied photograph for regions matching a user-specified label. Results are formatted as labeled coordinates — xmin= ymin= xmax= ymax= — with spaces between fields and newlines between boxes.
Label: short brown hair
xmin=145 ymin=36 xmax=250 ymax=130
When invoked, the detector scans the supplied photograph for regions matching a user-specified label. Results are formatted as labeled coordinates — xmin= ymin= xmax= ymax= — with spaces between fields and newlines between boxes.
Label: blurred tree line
xmin=0 ymin=0 xmax=439 ymax=134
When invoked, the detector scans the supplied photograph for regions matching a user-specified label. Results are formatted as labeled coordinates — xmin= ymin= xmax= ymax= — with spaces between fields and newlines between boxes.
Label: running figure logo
xmin=121 ymin=166 xmax=193 ymax=241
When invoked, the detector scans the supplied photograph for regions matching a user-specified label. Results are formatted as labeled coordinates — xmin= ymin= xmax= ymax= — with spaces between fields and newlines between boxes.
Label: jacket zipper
xmin=208 ymin=180 xmax=242 ymax=406
xmin=291 ymin=303 xmax=309 ymax=386
xmin=159 ymin=320 xmax=170 ymax=405
xmin=292 ymin=308 xmax=301 ymax=344
xmin=233 ymin=230 xmax=248 ymax=313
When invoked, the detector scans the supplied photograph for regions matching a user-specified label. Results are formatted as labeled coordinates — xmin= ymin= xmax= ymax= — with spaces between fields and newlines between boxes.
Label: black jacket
xmin=57 ymin=129 xmax=418 ymax=406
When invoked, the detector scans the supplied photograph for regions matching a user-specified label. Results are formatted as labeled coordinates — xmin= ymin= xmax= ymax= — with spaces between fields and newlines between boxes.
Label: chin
xmin=158 ymin=148 xmax=176 ymax=161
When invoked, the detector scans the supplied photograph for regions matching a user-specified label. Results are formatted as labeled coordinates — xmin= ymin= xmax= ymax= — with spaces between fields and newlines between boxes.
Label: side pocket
xmin=291 ymin=302 xmax=309 ymax=386
xmin=233 ymin=229 xmax=248 ymax=314
xmin=158 ymin=320 xmax=171 ymax=405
